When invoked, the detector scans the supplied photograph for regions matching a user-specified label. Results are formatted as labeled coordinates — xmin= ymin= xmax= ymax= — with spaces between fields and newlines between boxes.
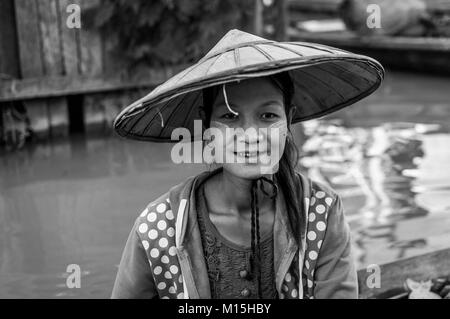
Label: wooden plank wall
xmin=8 ymin=0 xmax=142 ymax=141
xmin=38 ymin=0 xmax=69 ymax=138
xmin=15 ymin=0 xmax=51 ymax=140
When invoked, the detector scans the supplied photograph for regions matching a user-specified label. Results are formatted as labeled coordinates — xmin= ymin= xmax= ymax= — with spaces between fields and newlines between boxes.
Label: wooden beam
xmin=289 ymin=29 xmax=450 ymax=51
xmin=288 ymin=0 xmax=450 ymax=14
xmin=288 ymin=0 xmax=342 ymax=14
xmin=0 ymin=66 xmax=185 ymax=102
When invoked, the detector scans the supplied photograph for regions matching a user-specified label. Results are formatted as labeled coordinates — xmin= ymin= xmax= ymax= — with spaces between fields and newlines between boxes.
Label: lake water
xmin=1 ymin=71 xmax=449 ymax=298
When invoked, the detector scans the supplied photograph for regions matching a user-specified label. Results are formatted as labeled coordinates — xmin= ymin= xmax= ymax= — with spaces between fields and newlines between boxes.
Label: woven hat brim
xmin=114 ymin=54 xmax=384 ymax=143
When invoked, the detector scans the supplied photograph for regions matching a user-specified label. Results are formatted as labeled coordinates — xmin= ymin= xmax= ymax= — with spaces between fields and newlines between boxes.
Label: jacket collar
xmin=169 ymin=168 xmax=310 ymax=298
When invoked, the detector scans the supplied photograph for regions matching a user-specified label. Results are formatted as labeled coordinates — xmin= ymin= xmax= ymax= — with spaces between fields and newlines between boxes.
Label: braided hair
xmin=201 ymin=72 xmax=304 ymax=298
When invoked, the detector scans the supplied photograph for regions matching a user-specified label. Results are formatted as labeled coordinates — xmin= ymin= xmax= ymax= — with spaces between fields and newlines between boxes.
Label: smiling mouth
xmin=233 ymin=151 xmax=270 ymax=158
xmin=234 ymin=151 xmax=258 ymax=158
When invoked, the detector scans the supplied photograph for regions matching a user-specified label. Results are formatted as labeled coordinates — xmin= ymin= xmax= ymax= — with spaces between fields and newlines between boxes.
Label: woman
xmin=111 ymin=29 xmax=384 ymax=299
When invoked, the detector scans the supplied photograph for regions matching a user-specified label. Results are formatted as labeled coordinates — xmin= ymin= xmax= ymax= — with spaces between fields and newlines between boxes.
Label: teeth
xmin=236 ymin=152 xmax=258 ymax=157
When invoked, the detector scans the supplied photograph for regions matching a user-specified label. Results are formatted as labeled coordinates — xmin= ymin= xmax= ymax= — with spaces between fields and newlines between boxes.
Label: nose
xmin=245 ymin=129 xmax=262 ymax=144
xmin=235 ymin=118 xmax=263 ymax=145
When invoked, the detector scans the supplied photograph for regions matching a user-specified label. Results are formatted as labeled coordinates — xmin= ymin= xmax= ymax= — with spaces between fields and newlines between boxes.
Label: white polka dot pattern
xmin=170 ymin=265 xmax=178 ymax=274
xmin=291 ymin=289 xmax=298 ymax=298
xmin=307 ymin=231 xmax=317 ymax=241
xmin=157 ymin=203 xmax=167 ymax=213
xmin=315 ymin=191 xmax=325 ymax=199
xmin=169 ymin=246 xmax=177 ymax=256
xmin=154 ymin=266 xmax=162 ymax=275
xmin=167 ymin=227 xmax=175 ymax=237
xmin=316 ymin=204 xmax=325 ymax=214
xmin=309 ymin=251 xmax=318 ymax=260
xmin=299 ymin=186 xmax=335 ymax=299
xmin=159 ymin=238 xmax=168 ymax=248
xmin=157 ymin=220 xmax=167 ymax=230
xmin=135 ymin=198 xmax=184 ymax=299
xmin=138 ymin=223 xmax=148 ymax=234
xmin=148 ymin=229 xmax=158 ymax=240
xmin=166 ymin=210 xmax=174 ymax=220
xmin=316 ymin=221 xmax=326 ymax=231
xmin=285 ymin=273 xmax=291 ymax=282
xmin=147 ymin=212 xmax=157 ymax=222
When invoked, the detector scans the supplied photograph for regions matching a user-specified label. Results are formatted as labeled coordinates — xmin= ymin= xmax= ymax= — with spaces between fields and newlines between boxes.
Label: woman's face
xmin=208 ymin=77 xmax=288 ymax=179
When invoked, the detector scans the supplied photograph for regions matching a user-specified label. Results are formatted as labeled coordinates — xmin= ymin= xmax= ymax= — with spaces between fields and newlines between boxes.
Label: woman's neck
xmin=210 ymin=170 xmax=274 ymax=215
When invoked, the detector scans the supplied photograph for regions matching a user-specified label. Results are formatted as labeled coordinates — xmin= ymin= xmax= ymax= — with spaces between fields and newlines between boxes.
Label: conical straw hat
xmin=114 ymin=29 xmax=384 ymax=142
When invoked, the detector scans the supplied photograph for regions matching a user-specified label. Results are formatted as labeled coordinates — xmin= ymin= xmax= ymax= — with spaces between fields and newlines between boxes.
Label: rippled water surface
xmin=1 ymin=71 xmax=449 ymax=298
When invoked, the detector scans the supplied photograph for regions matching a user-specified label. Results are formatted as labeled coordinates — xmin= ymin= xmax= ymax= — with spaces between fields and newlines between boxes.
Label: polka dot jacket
xmin=112 ymin=169 xmax=358 ymax=299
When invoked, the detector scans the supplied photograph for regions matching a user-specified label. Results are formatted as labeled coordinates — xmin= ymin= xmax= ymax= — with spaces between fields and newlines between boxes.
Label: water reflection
xmin=300 ymin=120 xmax=450 ymax=269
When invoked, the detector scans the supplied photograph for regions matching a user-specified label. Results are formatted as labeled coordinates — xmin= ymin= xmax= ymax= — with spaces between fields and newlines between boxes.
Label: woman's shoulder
xmin=132 ymin=171 xmax=209 ymax=230
xmin=132 ymin=195 xmax=174 ymax=241
xmin=294 ymin=170 xmax=340 ymax=202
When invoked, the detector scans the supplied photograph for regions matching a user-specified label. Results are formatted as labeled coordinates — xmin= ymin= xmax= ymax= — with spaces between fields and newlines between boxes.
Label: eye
xmin=220 ymin=112 xmax=238 ymax=120
xmin=261 ymin=112 xmax=279 ymax=120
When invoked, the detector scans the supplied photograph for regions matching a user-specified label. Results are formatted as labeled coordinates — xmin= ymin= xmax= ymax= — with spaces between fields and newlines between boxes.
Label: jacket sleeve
xmin=313 ymin=195 xmax=358 ymax=299
xmin=111 ymin=218 xmax=158 ymax=299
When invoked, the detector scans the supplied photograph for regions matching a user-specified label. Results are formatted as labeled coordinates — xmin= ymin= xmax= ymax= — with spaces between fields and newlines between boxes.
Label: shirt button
xmin=241 ymin=288 xmax=250 ymax=297
xmin=239 ymin=270 xmax=248 ymax=279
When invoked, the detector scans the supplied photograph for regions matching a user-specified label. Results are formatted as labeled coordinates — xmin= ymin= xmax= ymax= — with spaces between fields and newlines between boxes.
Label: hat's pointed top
xmin=202 ymin=29 xmax=271 ymax=61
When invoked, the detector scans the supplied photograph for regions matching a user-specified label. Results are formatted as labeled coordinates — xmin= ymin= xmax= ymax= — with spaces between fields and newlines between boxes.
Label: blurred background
xmin=0 ymin=0 xmax=450 ymax=298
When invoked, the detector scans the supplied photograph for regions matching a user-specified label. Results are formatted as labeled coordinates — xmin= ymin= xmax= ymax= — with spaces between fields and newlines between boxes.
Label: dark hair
xmin=201 ymin=72 xmax=304 ymax=244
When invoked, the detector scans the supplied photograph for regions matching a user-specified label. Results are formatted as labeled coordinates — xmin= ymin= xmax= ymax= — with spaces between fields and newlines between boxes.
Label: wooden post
xmin=15 ymin=0 xmax=50 ymax=140
xmin=79 ymin=0 xmax=107 ymax=136
xmin=254 ymin=0 xmax=264 ymax=36
xmin=0 ymin=0 xmax=22 ymax=148
xmin=37 ymin=0 xmax=70 ymax=139
xmin=59 ymin=0 xmax=80 ymax=76
xmin=275 ymin=0 xmax=288 ymax=41
xmin=0 ymin=0 xmax=20 ymax=79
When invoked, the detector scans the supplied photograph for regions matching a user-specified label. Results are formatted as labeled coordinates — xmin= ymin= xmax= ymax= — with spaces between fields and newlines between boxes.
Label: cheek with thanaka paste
xmin=259 ymin=120 xmax=288 ymax=174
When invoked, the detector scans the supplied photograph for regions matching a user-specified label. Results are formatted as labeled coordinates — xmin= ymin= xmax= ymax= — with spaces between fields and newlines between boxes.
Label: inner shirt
xmin=196 ymin=181 xmax=278 ymax=299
